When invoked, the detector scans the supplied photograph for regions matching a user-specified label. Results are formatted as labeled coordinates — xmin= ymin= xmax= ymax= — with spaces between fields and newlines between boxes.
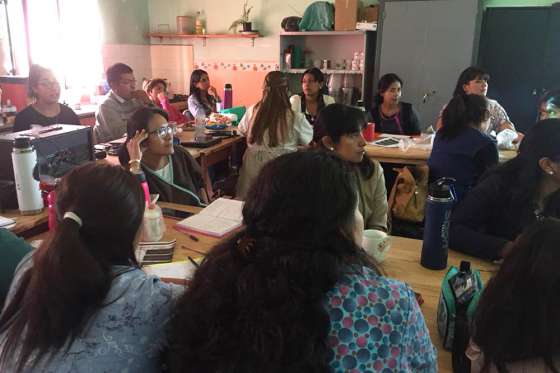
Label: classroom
xmin=0 ymin=0 xmax=559 ymax=372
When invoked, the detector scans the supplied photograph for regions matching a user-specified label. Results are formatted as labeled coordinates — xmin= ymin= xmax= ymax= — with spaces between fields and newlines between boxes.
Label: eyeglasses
xmin=148 ymin=124 xmax=177 ymax=138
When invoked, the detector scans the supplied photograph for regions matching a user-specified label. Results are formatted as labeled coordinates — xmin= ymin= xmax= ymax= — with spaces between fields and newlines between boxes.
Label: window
xmin=1 ymin=0 xmax=104 ymax=103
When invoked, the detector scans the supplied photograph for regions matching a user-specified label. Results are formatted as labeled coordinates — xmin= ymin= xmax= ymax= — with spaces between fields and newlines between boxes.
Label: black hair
xmin=0 ymin=162 xmax=144 ymax=372
xmin=299 ymin=67 xmax=327 ymax=117
xmin=375 ymin=73 xmax=403 ymax=104
xmin=473 ymin=218 xmax=560 ymax=373
xmin=118 ymin=106 xmax=169 ymax=166
xmin=168 ymin=150 xmax=378 ymax=372
xmin=485 ymin=119 xmax=560 ymax=219
xmin=439 ymin=94 xmax=489 ymax=139
xmin=188 ymin=69 xmax=216 ymax=116
xmin=315 ymin=103 xmax=375 ymax=179
xmin=539 ymin=89 xmax=560 ymax=118
xmin=106 ymin=63 xmax=133 ymax=85
xmin=453 ymin=66 xmax=490 ymax=97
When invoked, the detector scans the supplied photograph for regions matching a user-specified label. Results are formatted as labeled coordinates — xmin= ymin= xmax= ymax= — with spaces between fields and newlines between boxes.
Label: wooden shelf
xmin=280 ymin=31 xmax=367 ymax=36
xmin=283 ymin=69 xmax=363 ymax=75
xmin=147 ymin=32 xmax=261 ymax=46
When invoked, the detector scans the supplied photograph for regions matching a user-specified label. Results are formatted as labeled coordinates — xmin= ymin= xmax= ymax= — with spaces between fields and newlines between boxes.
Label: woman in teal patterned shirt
xmin=168 ymin=150 xmax=436 ymax=372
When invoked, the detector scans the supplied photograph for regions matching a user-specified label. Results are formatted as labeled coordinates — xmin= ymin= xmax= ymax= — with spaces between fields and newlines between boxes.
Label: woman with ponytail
xmin=450 ymin=119 xmax=560 ymax=260
xmin=169 ymin=151 xmax=436 ymax=372
xmin=236 ymin=71 xmax=313 ymax=198
xmin=0 ymin=162 xmax=182 ymax=372
xmin=428 ymin=93 xmax=498 ymax=200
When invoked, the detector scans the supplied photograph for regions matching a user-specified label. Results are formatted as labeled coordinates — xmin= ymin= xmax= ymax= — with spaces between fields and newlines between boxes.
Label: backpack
xmin=437 ymin=261 xmax=484 ymax=373
xmin=298 ymin=2 xmax=334 ymax=31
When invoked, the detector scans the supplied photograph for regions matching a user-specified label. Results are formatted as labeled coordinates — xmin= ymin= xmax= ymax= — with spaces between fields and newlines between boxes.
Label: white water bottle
xmin=12 ymin=137 xmax=43 ymax=215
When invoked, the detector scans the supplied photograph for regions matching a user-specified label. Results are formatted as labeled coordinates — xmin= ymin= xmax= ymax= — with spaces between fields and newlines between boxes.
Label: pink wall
xmin=203 ymin=69 xmax=268 ymax=108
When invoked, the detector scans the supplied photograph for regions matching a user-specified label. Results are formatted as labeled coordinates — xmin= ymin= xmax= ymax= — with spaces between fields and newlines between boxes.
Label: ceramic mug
xmin=362 ymin=229 xmax=391 ymax=263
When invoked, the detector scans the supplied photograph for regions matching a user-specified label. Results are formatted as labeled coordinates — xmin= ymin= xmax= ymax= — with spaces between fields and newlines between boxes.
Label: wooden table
xmin=2 ymin=208 xmax=48 ymax=237
xmin=157 ymin=202 xmax=496 ymax=373
xmin=366 ymin=143 xmax=517 ymax=165
xmin=176 ymin=131 xmax=245 ymax=199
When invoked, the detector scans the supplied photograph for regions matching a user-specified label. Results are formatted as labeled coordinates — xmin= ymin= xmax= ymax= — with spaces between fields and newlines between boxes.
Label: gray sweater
xmin=93 ymin=91 xmax=143 ymax=144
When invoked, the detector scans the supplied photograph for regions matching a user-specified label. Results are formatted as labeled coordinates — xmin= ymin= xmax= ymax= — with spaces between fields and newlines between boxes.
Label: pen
xmin=188 ymin=234 xmax=199 ymax=242
xmin=187 ymin=256 xmax=199 ymax=268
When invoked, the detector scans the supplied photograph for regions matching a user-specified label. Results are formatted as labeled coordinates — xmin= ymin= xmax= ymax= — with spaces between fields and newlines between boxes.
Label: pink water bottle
xmin=47 ymin=190 xmax=57 ymax=230
xmin=223 ymin=83 xmax=232 ymax=109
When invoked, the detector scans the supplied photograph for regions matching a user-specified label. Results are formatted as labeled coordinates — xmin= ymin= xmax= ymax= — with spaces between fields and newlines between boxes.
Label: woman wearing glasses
xmin=119 ymin=107 xmax=207 ymax=205
xmin=14 ymin=64 xmax=80 ymax=132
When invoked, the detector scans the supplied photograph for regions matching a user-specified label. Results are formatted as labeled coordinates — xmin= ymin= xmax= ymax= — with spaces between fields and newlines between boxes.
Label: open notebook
xmin=175 ymin=198 xmax=244 ymax=237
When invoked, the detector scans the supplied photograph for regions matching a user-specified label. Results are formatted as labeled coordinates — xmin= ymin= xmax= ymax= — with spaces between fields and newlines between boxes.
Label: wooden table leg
xmin=199 ymin=154 xmax=214 ymax=200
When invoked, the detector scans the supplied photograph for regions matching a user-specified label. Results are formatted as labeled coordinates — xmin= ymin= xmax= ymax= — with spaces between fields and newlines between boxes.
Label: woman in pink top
xmin=468 ymin=218 xmax=560 ymax=372
xmin=145 ymin=78 xmax=187 ymax=125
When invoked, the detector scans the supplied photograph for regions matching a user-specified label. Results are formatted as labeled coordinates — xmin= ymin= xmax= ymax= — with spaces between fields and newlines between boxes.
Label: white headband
xmin=63 ymin=212 xmax=83 ymax=227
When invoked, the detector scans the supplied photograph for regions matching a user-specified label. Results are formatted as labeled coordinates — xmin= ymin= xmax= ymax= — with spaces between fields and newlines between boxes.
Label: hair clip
xmin=236 ymin=235 xmax=256 ymax=257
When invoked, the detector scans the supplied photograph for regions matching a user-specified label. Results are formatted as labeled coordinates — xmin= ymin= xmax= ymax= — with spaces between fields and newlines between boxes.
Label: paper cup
xmin=362 ymin=229 xmax=391 ymax=263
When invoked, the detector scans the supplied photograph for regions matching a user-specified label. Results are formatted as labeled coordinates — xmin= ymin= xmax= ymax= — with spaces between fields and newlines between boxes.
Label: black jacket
xmin=369 ymin=102 xmax=421 ymax=135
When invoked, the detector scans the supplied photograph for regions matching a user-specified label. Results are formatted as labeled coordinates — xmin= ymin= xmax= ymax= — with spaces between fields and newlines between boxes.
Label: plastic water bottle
xmin=223 ymin=83 xmax=233 ymax=109
xmin=194 ymin=112 xmax=206 ymax=141
xmin=12 ymin=137 xmax=44 ymax=215
xmin=420 ymin=177 xmax=456 ymax=270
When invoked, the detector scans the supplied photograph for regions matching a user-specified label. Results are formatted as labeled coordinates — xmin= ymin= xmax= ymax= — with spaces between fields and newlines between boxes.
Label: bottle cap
xmin=13 ymin=137 xmax=32 ymax=149
xmin=225 ymin=83 xmax=232 ymax=89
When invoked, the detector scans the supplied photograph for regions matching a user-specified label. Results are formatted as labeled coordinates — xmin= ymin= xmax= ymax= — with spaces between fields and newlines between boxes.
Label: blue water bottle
xmin=421 ymin=177 xmax=456 ymax=270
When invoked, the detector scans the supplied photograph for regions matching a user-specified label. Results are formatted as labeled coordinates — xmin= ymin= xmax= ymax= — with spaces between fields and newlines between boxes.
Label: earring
xmin=329 ymin=147 xmax=334 ymax=151
xmin=549 ymin=171 xmax=555 ymax=175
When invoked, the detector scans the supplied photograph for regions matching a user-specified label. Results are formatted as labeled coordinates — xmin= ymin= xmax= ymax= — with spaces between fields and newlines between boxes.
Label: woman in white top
xmin=289 ymin=68 xmax=335 ymax=142
xmin=237 ymin=71 xmax=313 ymax=198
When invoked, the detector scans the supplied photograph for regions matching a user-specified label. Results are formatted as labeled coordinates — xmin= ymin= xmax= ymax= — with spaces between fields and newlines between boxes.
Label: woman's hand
xmin=127 ymin=130 xmax=148 ymax=166
xmin=157 ymin=91 xmax=168 ymax=104
xmin=208 ymin=85 xmax=219 ymax=98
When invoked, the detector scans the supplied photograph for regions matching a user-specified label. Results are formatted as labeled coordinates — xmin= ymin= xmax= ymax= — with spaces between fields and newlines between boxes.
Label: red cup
xmin=363 ymin=122 xmax=375 ymax=142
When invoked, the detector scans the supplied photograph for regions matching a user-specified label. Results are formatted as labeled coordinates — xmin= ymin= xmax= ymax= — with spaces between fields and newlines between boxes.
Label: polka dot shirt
xmin=325 ymin=267 xmax=437 ymax=372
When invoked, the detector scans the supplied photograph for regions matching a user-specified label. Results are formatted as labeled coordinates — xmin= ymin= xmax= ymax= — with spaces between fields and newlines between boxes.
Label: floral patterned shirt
xmin=326 ymin=267 xmax=437 ymax=372
xmin=1 ymin=252 xmax=184 ymax=373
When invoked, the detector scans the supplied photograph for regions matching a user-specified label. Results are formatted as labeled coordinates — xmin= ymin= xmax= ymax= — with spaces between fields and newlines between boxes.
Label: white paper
xmin=0 ymin=216 xmax=16 ymax=228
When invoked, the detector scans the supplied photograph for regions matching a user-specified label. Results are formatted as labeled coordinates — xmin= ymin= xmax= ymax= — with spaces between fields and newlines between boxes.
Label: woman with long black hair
xmin=168 ymin=151 xmax=436 ymax=372
xmin=187 ymin=69 xmax=221 ymax=118
xmin=0 ymin=162 xmax=182 ymax=372
xmin=450 ymin=119 xmax=560 ymax=260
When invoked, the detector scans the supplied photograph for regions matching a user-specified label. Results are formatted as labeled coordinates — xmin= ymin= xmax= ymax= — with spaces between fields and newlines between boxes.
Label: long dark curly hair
xmin=168 ymin=150 xmax=378 ymax=372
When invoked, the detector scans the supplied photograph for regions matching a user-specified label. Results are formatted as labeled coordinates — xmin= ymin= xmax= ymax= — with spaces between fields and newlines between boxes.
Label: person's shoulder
xmin=335 ymin=266 xmax=413 ymax=300
xmin=111 ymin=266 xmax=182 ymax=303
xmin=16 ymin=105 xmax=35 ymax=116
xmin=289 ymin=94 xmax=301 ymax=104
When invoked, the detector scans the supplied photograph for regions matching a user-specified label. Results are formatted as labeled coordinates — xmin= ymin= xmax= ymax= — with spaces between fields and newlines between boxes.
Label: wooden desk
xmin=366 ymin=143 xmax=517 ymax=165
xmin=176 ymin=131 xmax=245 ymax=199
xmin=158 ymin=201 xmax=496 ymax=373
xmin=2 ymin=209 xmax=48 ymax=237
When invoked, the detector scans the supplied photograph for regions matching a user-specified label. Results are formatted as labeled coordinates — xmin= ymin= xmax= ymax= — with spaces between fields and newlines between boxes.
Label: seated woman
xmin=187 ymin=69 xmax=220 ymax=118
xmin=0 ymin=162 xmax=182 ymax=372
xmin=14 ymin=64 xmax=80 ymax=132
xmin=236 ymin=71 xmax=312 ymax=198
xmin=119 ymin=107 xmax=207 ymax=206
xmin=369 ymin=73 xmax=421 ymax=135
xmin=289 ymin=68 xmax=335 ymax=139
xmin=144 ymin=78 xmax=187 ymax=125
xmin=318 ymin=103 xmax=388 ymax=231
xmin=436 ymin=67 xmax=517 ymax=137
xmin=538 ymin=89 xmax=560 ymax=120
xmin=428 ymin=94 xmax=498 ymax=200
xmin=467 ymin=218 xmax=560 ymax=372
xmin=168 ymin=151 xmax=436 ymax=372
xmin=449 ymin=118 xmax=560 ymax=260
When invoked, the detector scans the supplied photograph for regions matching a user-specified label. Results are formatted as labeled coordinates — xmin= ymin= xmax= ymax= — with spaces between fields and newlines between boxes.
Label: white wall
xmin=148 ymin=0 xmax=379 ymax=62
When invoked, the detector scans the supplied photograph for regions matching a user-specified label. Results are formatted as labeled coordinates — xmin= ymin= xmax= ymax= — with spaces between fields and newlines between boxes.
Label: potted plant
xmin=229 ymin=0 xmax=254 ymax=33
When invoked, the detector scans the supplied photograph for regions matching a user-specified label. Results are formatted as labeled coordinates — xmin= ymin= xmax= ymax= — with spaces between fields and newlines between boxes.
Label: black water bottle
xmin=421 ymin=177 xmax=456 ymax=270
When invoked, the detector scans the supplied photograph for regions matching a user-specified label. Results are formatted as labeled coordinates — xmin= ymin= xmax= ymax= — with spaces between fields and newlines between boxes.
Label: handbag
xmin=387 ymin=164 xmax=429 ymax=223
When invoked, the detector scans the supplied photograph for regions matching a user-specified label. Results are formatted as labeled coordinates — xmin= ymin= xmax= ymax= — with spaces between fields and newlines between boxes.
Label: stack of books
xmin=136 ymin=239 xmax=176 ymax=265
